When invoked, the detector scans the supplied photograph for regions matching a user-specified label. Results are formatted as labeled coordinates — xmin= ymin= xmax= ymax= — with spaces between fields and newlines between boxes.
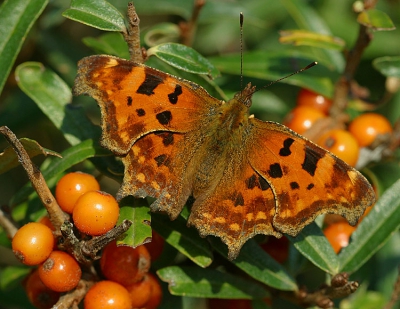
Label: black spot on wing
xmin=154 ymin=154 xmax=168 ymax=167
xmin=259 ymin=176 xmax=271 ymax=191
xmin=279 ymin=138 xmax=294 ymax=157
xmin=290 ymin=182 xmax=299 ymax=190
xmin=307 ymin=183 xmax=315 ymax=190
xmin=136 ymin=70 xmax=163 ymax=95
xmin=302 ymin=145 xmax=323 ymax=176
xmin=168 ymin=84 xmax=183 ymax=104
xmin=156 ymin=111 xmax=172 ymax=125
xmin=268 ymin=163 xmax=283 ymax=178
xmin=136 ymin=108 xmax=145 ymax=117
xmin=127 ymin=96 xmax=132 ymax=106
xmin=233 ymin=192 xmax=244 ymax=206
xmin=245 ymin=174 xmax=257 ymax=189
xmin=155 ymin=132 xmax=174 ymax=146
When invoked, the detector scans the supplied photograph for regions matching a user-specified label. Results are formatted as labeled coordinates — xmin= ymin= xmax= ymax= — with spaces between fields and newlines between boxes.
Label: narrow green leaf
xmin=279 ymin=30 xmax=345 ymax=51
xmin=357 ymin=9 xmax=396 ymax=31
xmin=10 ymin=139 xmax=105 ymax=206
xmin=15 ymin=62 xmax=100 ymax=145
xmin=158 ymin=266 xmax=269 ymax=299
xmin=338 ymin=178 xmax=400 ymax=273
xmin=62 ymin=0 xmax=126 ymax=32
xmin=210 ymin=50 xmax=334 ymax=98
xmin=82 ymin=33 xmax=130 ymax=59
xmin=0 ymin=0 xmax=48 ymax=94
xmin=288 ymin=222 xmax=339 ymax=274
xmin=210 ymin=238 xmax=297 ymax=291
xmin=280 ymin=0 xmax=345 ymax=72
xmin=0 ymin=138 xmax=61 ymax=175
xmin=148 ymin=43 xmax=220 ymax=78
xmin=117 ymin=198 xmax=152 ymax=247
xmin=0 ymin=266 xmax=30 ymax=290
xmin=373 ymin=56 xmax=400 ymax=78
xmin=151 ymin=213 xmax=213 ymax=268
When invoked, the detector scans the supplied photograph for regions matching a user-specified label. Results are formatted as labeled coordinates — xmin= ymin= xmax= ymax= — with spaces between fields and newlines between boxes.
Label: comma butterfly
xmin=73 ymin=55 xmax=375 ymax=260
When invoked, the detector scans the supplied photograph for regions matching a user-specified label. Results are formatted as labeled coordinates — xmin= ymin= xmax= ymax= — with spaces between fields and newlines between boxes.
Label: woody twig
xmin=59 ymin=219 xmax=132 ymax=265
xmin=52 ymin=279 xmax=95 ymax=309
xmin=278 ymin=273 xmax=358 ymax=309
xmin=180 ymin=0 xmax=206 ymax=46
xmin=124 ymin=2 xmax=143 ymax=63
xmin=330 ymin=23 xmax=372 ymax=117
xmin=0 ymin=126 xmax=67 ymax=233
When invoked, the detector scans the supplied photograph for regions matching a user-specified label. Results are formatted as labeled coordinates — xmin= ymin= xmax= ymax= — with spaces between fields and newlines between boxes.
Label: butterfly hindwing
xmin=248 ymin=119 xmax=375 ymax=236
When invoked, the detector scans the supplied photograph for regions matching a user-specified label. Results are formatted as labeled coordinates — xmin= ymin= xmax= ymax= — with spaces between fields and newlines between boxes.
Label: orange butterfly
xmin=73 ymin=55 xmax=375 ymax=260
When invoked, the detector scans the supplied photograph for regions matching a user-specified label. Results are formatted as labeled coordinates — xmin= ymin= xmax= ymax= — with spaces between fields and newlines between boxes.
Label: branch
xmin=278 ymin=273 xmax=359 ymax=308
xmin=331 ymin=24 xmax=373 ymax=117
xmin=0 ymin=126 xmax=67 ymax=233
xmin=123 ymin=2 xmax=143 ymax=63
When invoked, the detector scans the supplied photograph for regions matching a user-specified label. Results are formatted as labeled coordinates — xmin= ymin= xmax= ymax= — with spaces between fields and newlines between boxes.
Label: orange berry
xmin=38 ymin=216 xmax=55 ymax=231
xmin=12 ymin=222 xmax=54 ymax=266
xmin=125 ymin=274 xmax=152 ymax=308
xmin=260 ymin=236 xmax=289 ymax=264
xmin=317 ymin=129 xmax=360 ymax=167
xmin=284 ymin=106 xmax=326 ymax=134
xmin=324 ymin=222 xmax=356 ymax=253
xmin=24 ymin=269 xmax=60 ymax=309
xmin=84 ymin=281 xmax=131 ymax=309
xmin=145 ymin=230 xmax=165 ymax=261
xmin=297 ymin=88 xmax=332 ymax=114
xmin=55 ymin=172 xmax=100 ymax=214
xmin=72 ymin=191 xmax=119 ymax=236
xmin=100 ymin=241 xmax=151 ymax=286
xmin=349 ymin=113 xmax=392 ymax=147
xmin=38 ymin=251 xmax=81 ymax=292
xmin=143 ymin=273 xmax=163 ymax=309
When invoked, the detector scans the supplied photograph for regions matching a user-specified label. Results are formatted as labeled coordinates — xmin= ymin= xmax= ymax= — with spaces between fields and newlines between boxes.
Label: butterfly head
xmin=235 ymin=82 xmax=256 ymax=108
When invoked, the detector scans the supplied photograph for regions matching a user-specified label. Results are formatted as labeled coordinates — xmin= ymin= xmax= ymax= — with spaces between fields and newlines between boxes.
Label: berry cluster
xmin=285 ymin=89 xmax=390 ymax=253
xmin=12 ymin=172 xmax=163 ymax=309
xmin=285 ymin=89 xmax=393 ymax=167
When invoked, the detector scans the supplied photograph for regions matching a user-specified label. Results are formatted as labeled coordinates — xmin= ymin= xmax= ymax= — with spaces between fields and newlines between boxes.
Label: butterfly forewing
xmin=73 ymin=55 xmax=221 ymax=154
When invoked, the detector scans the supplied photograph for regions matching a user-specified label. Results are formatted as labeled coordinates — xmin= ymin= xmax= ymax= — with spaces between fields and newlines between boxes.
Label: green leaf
xmin=280 ymin=0 xmax=345 ymax=72
xmin=148 ymin=43 xmax=220 ymax=78
xmin=210 ymin=238 xmax=297 ymax=291
xmin=15 ymin=62 xmax=100 ymax=145
xmin=338 ymin=178 xmax=400 ymax=273
xmin=62 ymin=0 xmax=126 ymax=32
xmin=0 ymin=0 xmax=48 ymax=94
xmin=10 ymin=139 xmax=105 ymax=207
xmin=82 ymin=33 xmax=130 ymax=59
xmin=143 ymin=22 xmax=180 ymax=47
xmin=117 ymin=198 xmax=152 ymax=247
xmin=158 ymin=266 xmax=269 ymax=299
xmin=151 ymin=213 xmax=213 ymax=268
xmin=0 ymin=266 xmax=30 ymax=290
xmin=288 ymin=222 xmax=339 ymax=274
xmin=279 ymin=30 xmax=345 ymax=51
xmin=373 ymin=56 xmax=400 ymax=78
xmin=0 ymin=138 xmax=61 ymax=175
xmin=210 ymin=50 xmax=334 ymax=98
xmin=357 ymin=9 xmax=396 ymax=31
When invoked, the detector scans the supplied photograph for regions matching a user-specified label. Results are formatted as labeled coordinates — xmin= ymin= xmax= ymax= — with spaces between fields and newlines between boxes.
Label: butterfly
xmin=73 ymin=55 xmax=375 ymax=260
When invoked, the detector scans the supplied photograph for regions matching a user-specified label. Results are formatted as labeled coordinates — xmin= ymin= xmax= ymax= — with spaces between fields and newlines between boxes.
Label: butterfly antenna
xmin=244 ymin=61 xmax=318 ymax=101
xmin=240 ymin=12 xmax=244 ymax=93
